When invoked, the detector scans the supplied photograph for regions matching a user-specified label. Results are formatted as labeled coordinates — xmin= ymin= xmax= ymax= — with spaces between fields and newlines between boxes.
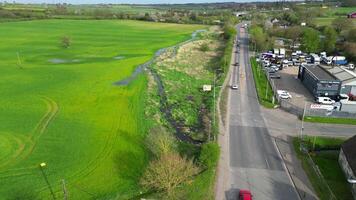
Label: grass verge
xmin=304 ymin=116 xmax=356 ymax=125
xmin=293 ymin=137 xmax=353 ymax=200
xmin=250 ymin=58 xmax=275 ymax=108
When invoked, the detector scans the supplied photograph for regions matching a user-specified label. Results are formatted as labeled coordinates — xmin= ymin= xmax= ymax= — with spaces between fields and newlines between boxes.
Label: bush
xmin=141 ymin=152 xmax=200 ymax=198
xmin=200 ymin=43 xmax=210 ymax=52
xmin=199 ymin=143 xmax=220 ymax=169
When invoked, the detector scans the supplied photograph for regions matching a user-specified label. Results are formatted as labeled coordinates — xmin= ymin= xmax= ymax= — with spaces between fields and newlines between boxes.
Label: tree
xmin=346 ymin=28 xmax=356 ymax=43
xmin=61 ymin=36 xmax=71 ymax=48
xmin=145 ymin=127 xmax=176 ymax=157
xmin=322 ymin=26 xmax=337 ymax=53
xmin=332 ymin=18 xmax=352 ymax=33
xmin=302 ymin=28 xmax=320 ymax=53
xmin=141 ymin=152 xmax=199 ymax=199
xmin=199 ymin=143 xmax=219 ymax=169
xmin=250 ymin=25 xmax=270 ymax=52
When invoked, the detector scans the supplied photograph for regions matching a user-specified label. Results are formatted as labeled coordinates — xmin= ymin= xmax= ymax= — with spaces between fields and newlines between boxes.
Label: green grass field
xmin=304 ymin=116 xmax=356 ymax=125
xmin=294 ymin=137 xmax=353 ymax=200
xmin=0 ymin=19 xmax=202 ymax=200
xmin=250 ymin=58 xmax=275 ymax=108
xmin=313 ymin=6 xmax=356 ymax=26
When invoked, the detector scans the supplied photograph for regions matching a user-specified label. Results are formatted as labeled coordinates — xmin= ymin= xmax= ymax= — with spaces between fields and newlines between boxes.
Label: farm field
xmin=0 ymin=19 xmax=203 ymax=199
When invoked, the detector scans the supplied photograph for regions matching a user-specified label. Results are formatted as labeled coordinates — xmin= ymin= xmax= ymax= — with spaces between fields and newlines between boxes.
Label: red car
xmin=239 ymin=190 xmax=252 ymax=200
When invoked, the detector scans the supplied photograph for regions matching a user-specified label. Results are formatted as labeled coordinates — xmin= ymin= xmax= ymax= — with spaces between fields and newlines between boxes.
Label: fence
xmin=305 ymin=108 xmax=356 ymax=119
xmin=300 ymin=142 xmax=338 ymax=200
xmin=280 ymin=99 xmax=304 ymax=116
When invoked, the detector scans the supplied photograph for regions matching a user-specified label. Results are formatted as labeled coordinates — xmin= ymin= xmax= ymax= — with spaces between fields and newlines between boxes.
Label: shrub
xmin=141 ymin=152 xmax=200 ymax=198
xmin=200 ymin=43 xmax=210 ymax=52
xmin=199 ymin=143 xmax=220 ymax=169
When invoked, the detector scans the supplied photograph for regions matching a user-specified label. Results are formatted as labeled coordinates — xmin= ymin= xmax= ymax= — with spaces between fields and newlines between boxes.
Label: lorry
xmin=310 ymin=53 xmax=320 ymax=64
xmin=333 ymin=56 xmax=347 ymax=65
xmin=279 ymin=48 xmax=285 ymax=56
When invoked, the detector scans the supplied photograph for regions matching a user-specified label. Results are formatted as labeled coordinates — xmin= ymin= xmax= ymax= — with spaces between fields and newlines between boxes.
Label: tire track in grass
xmin=36 ymin=98 xmax=123 ymax=195
xmin=0 ymin=96 xmax=59 ymax=178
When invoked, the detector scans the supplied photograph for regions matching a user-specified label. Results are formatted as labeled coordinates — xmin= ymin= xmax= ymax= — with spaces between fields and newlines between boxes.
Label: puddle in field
xmin=49 ymin=58 xmax=82 ymax=64
xmin=114 ymin=29 xmax=207 ymax=144
xmin=114 ymin=29 xmax=206 ymax=86
xmin=113 ymin=56 xmax=125 ymax=60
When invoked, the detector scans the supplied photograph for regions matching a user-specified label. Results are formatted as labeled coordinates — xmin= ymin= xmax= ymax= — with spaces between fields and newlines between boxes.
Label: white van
xmin=316 ymin=97 xmax=335 ymax=105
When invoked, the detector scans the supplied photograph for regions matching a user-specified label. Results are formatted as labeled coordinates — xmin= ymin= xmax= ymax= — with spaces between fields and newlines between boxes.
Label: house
xmin=339 ymin=135 xmax=356 ymax=199
xmin=298 ymin=64 xmax=341 ymax=99
xmin=348 ymin=12 xmax=356 ymax=19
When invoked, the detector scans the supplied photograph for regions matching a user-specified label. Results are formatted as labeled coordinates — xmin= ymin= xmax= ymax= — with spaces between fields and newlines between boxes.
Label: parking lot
xmin=270 ymin=66 xmax=314 ymax=108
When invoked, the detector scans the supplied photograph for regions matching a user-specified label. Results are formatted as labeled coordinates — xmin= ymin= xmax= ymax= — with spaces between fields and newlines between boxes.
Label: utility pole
xmin=300 ymin=102 xmax=307 ymax=140
xmin=62 ymin=179 xmax=68 ymax=200
xmin=39 ymin=163 xmax=56 ymax=200
xmin=265 ymin=76 xmax=269 ymax=99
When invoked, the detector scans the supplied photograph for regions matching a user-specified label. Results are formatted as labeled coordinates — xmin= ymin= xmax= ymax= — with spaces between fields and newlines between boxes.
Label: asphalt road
xmin=226 ymin=23 xmax=300 ymax=200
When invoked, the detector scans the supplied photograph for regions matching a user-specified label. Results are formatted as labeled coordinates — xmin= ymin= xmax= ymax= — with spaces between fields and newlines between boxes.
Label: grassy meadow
xmin=0 ymin=19 xmax=203 ymax=199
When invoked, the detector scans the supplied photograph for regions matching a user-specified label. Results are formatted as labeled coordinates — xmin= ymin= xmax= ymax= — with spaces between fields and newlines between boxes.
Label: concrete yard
xmin=272 ymin=67 xmax=314 ymax=108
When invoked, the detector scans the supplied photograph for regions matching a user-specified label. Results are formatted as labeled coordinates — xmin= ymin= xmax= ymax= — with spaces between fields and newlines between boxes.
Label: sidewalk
xmin=274 ymin=135 xmax=318 ymax=200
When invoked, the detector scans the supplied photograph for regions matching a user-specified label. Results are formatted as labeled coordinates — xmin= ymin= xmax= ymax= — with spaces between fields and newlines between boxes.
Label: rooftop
xmin=320 ymin=65 xmax=356 ymax=84
xmin=303 ymin=64 xmax=338 ymax=81
xmin=341 ymin=135 xmax=356 ymax=175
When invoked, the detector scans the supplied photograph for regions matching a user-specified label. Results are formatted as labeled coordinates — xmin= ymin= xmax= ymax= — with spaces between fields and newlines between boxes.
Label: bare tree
xmin=141 ymin=152 xmax=199 ymax=199
xmin=145 ymin=126 xmax=176 ymax=157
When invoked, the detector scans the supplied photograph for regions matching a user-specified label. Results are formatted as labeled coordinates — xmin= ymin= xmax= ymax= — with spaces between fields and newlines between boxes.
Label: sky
xmin=8 ymin=0 xmax=274 ymax=4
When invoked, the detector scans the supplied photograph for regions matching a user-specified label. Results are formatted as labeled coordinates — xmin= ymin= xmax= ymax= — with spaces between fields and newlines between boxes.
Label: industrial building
xmin=319 ymin=65 xmax=356 ymax=95
xmin=298 ymin=64 xmax=341 ymax=99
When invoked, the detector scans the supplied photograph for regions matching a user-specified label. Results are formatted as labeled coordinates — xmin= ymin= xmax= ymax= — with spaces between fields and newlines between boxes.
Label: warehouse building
xmin=298 ymin=64 xmax=341 ymax=99
xmin=319 ymin=65 xmax=356 ymax=95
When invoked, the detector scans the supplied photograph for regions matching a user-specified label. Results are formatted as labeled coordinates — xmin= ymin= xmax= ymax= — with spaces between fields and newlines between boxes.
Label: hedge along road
xmin=0 ymin=19 xmax=204 ymax=200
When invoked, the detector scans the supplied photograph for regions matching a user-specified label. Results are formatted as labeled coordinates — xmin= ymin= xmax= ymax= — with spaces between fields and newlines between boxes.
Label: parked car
xmin=316 ymin=97 xmax=335 ymax=105
xmin=277 ymin=90 xmax=292 ymax=99
xmin=239 ymin=190 xmax=252 ymax=200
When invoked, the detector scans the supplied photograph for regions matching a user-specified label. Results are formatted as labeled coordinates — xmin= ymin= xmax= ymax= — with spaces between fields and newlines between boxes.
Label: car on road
xmin=234 ymin=62 xmax=239 ymax=66
xmin=277 ymin=90 xmax=292 ymax=99
xmin=238 ymin=190 xmax=252 ymax=200
xmin=316 ymin=97 xmax=335 ymax=105
xmin=231 ymin=84 xmax=239 ymax=90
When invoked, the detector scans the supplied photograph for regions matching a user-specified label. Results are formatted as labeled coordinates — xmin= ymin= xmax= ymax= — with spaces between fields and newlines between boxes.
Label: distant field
xmin=313 ymin=6 xmax=356 ymax=26
xmin=0 ymin=19 xmax=202 ymax=199
xmin=314 ymin=16 xmax=356 ymax=27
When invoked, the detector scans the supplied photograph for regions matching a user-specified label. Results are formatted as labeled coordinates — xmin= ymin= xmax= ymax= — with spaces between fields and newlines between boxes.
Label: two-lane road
xmin=226 ymin=23 xmax=300 ymax=200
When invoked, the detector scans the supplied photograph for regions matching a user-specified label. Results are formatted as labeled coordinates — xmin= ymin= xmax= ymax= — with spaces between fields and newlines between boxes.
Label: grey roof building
xmin=320 ymin=65 xmax=356 ymax=95
xmin=298 ymin=64 xmax=341 ymax=98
